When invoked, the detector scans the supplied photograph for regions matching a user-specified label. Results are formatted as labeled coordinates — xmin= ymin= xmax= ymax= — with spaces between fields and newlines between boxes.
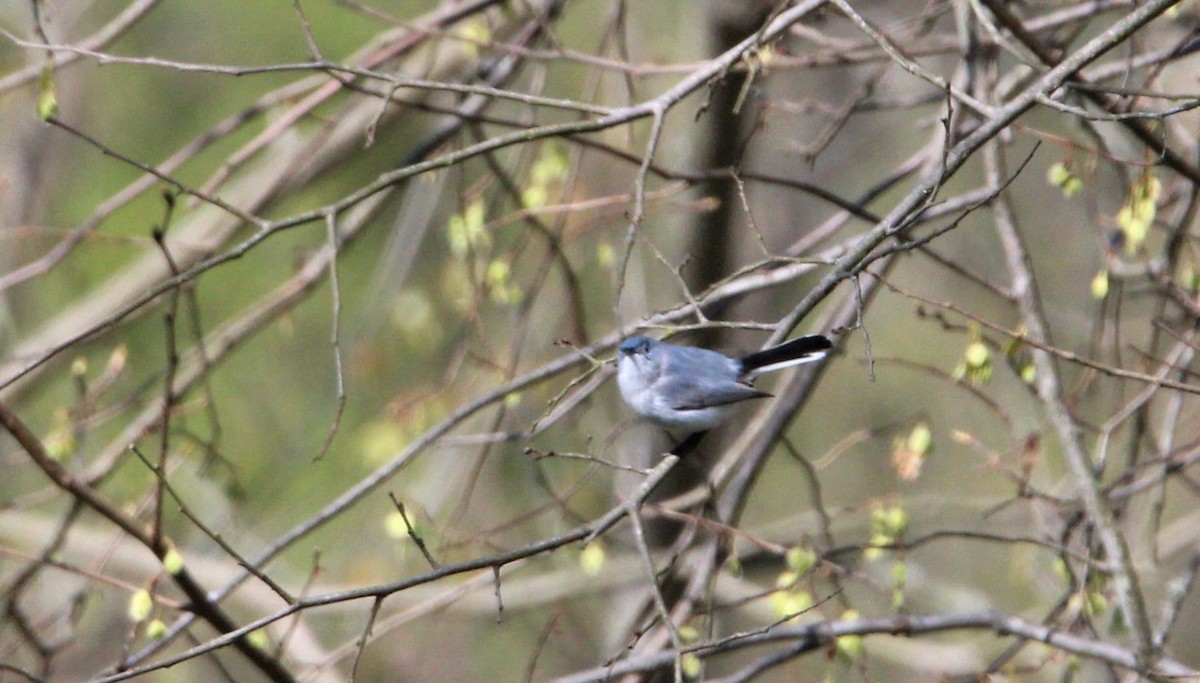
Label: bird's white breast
xmin=617 ymin=358 xmax=656 ymax=418
xmin=617 ymin=356 xmax=730 ymax=434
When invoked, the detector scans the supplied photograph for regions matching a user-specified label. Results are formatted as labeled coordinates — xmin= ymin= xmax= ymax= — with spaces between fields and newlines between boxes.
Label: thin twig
xmin=96 ymin=454 xmax=680 ymax=682
xmin=387 ymin=494 xmax=440 ymax=570
xmin=312 ymin=212 xmax=345 ymax=462
xmin=349 ymin=596 xmax=384 ymax=681
xmin=553 ymin=610 xmax=1197 ymax=682
xmin=0 ymin=403 xmax=297 ymax=683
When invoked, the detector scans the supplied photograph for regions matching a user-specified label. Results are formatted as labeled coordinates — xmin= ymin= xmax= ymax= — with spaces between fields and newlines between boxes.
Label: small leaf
xmin=774 ymin=570 xmax=798 ymax=589
xmin=596 ymin=243 xmax=615 ymax=269
xmin=45 ymin=430 xmax=76 ymax=462
xmin=964 ymin=342 xmax=989 ymax=369
xmin=1053 ymin=557 xmax=1069 ymax=578
xmin=1046 ymin=162 xmax=1072 ymax=187
xmin=384 ymin=511 xmax=407 ymax=539
xmin=863 ymin=542 xmax=884 ymax=561
xmin=872 ymin=505 xmax=907 ymax=537
xmin=247 ymin=629 xmax=270 ymax=650
xmin=1063 ymin=176 xmax=1083 ymax=198
xmin=464 ymin=199 xmax=485 ymax=234
xmin=959 ymin=339 xmax=993 ymax=386
xmin=1084 ymin=589 xmax=1108 ymax=616
xmin=1117 ymin=173 xmax=1160 ymax=253
xmin=531 ymin=144 xmax=568 ymax=185
xmin=837 ymin=632 xmax=864 ymax=659
xmin=162 ymin=547 xmax=184 ymax=575
xmin=37 ymin=89 xmax=57 ymax=121
xmin=769 ymin=587 xmax=812 ymax=619
xmin=128 ymin=589 xmax=153 ymax=622
xmin=786 ymin=546 xmax=816 ymax=575
xmin=1020 ymin=364 xmax=1036 ymax=384
xmin=485 ymin=259 xmax=510 ymax=286
xmin=1046 ymin=161 xmax=1083 ymax=198
xmin=145 ymin=619 xmax=167 ymax=639
xmin=45 ymin=408 xmax=76 ymax=462
xmin=678 ymin=625 xmax=700 ymax=643
xmin=458 ymin=21 xmax=491 ymax=58
xmin=580 ymin=542 xmax=605 ymax=576
xmin=521 ymin=185 xmax=547 ymax=209
xmin=836 ymin=610 xmax=864 ymax=660
xmin=37 ymin=59 xmax=57 ymax=121
xmin=445 ymin=199 xmax=489 ymax=257
xmin=681 ymin=653 xmax=702 ymax=678
xmin=906 ymin=423 xmax=932 ymax=456
xmin=107 ymin=344 xmax=129 ymax=375
xmin=1091 ymin=269 xmax=1109 ymax=299
xmin=485 ymin=259 xmax=521 ymax=305
xmin=358 ymin=420 xmax=407 ymax=466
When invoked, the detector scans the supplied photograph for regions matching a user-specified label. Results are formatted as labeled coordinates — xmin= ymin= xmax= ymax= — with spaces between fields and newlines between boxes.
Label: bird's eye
xmin=619 ymin=337 xmax=647 ymax=356
xmin=619 ymin=336 xmax=657 ymax=358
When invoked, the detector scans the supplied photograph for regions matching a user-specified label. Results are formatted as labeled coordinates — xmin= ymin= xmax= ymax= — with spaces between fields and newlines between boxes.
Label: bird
xmin=616 ymin=334 xmax=833 ymax=435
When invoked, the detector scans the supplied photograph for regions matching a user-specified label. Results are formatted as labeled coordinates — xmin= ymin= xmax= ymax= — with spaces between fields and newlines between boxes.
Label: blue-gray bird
xmin=616 ymin=334 xmax=833 ymax=435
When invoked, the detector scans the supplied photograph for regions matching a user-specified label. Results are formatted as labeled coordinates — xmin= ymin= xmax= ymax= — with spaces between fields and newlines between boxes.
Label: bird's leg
xmin=669 ymin=431 xmax=707 ymax=457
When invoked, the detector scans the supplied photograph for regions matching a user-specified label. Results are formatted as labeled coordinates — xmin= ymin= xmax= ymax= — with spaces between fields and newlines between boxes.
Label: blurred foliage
xmin=1 ymin=0 xmax=1199 ymax=681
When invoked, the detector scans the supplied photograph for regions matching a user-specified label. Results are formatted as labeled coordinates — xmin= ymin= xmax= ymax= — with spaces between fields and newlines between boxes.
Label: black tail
xmin=739 ymin=335 xmax=833 ymax=375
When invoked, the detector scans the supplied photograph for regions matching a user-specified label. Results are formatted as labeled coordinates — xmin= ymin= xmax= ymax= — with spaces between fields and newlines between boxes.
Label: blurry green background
xmin=1 ymin=0 xmax=1198 ymax=681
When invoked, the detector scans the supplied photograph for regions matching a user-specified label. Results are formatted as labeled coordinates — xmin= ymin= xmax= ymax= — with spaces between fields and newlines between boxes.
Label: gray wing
xmin=658 ymin=376 xmax=771 ymax=411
